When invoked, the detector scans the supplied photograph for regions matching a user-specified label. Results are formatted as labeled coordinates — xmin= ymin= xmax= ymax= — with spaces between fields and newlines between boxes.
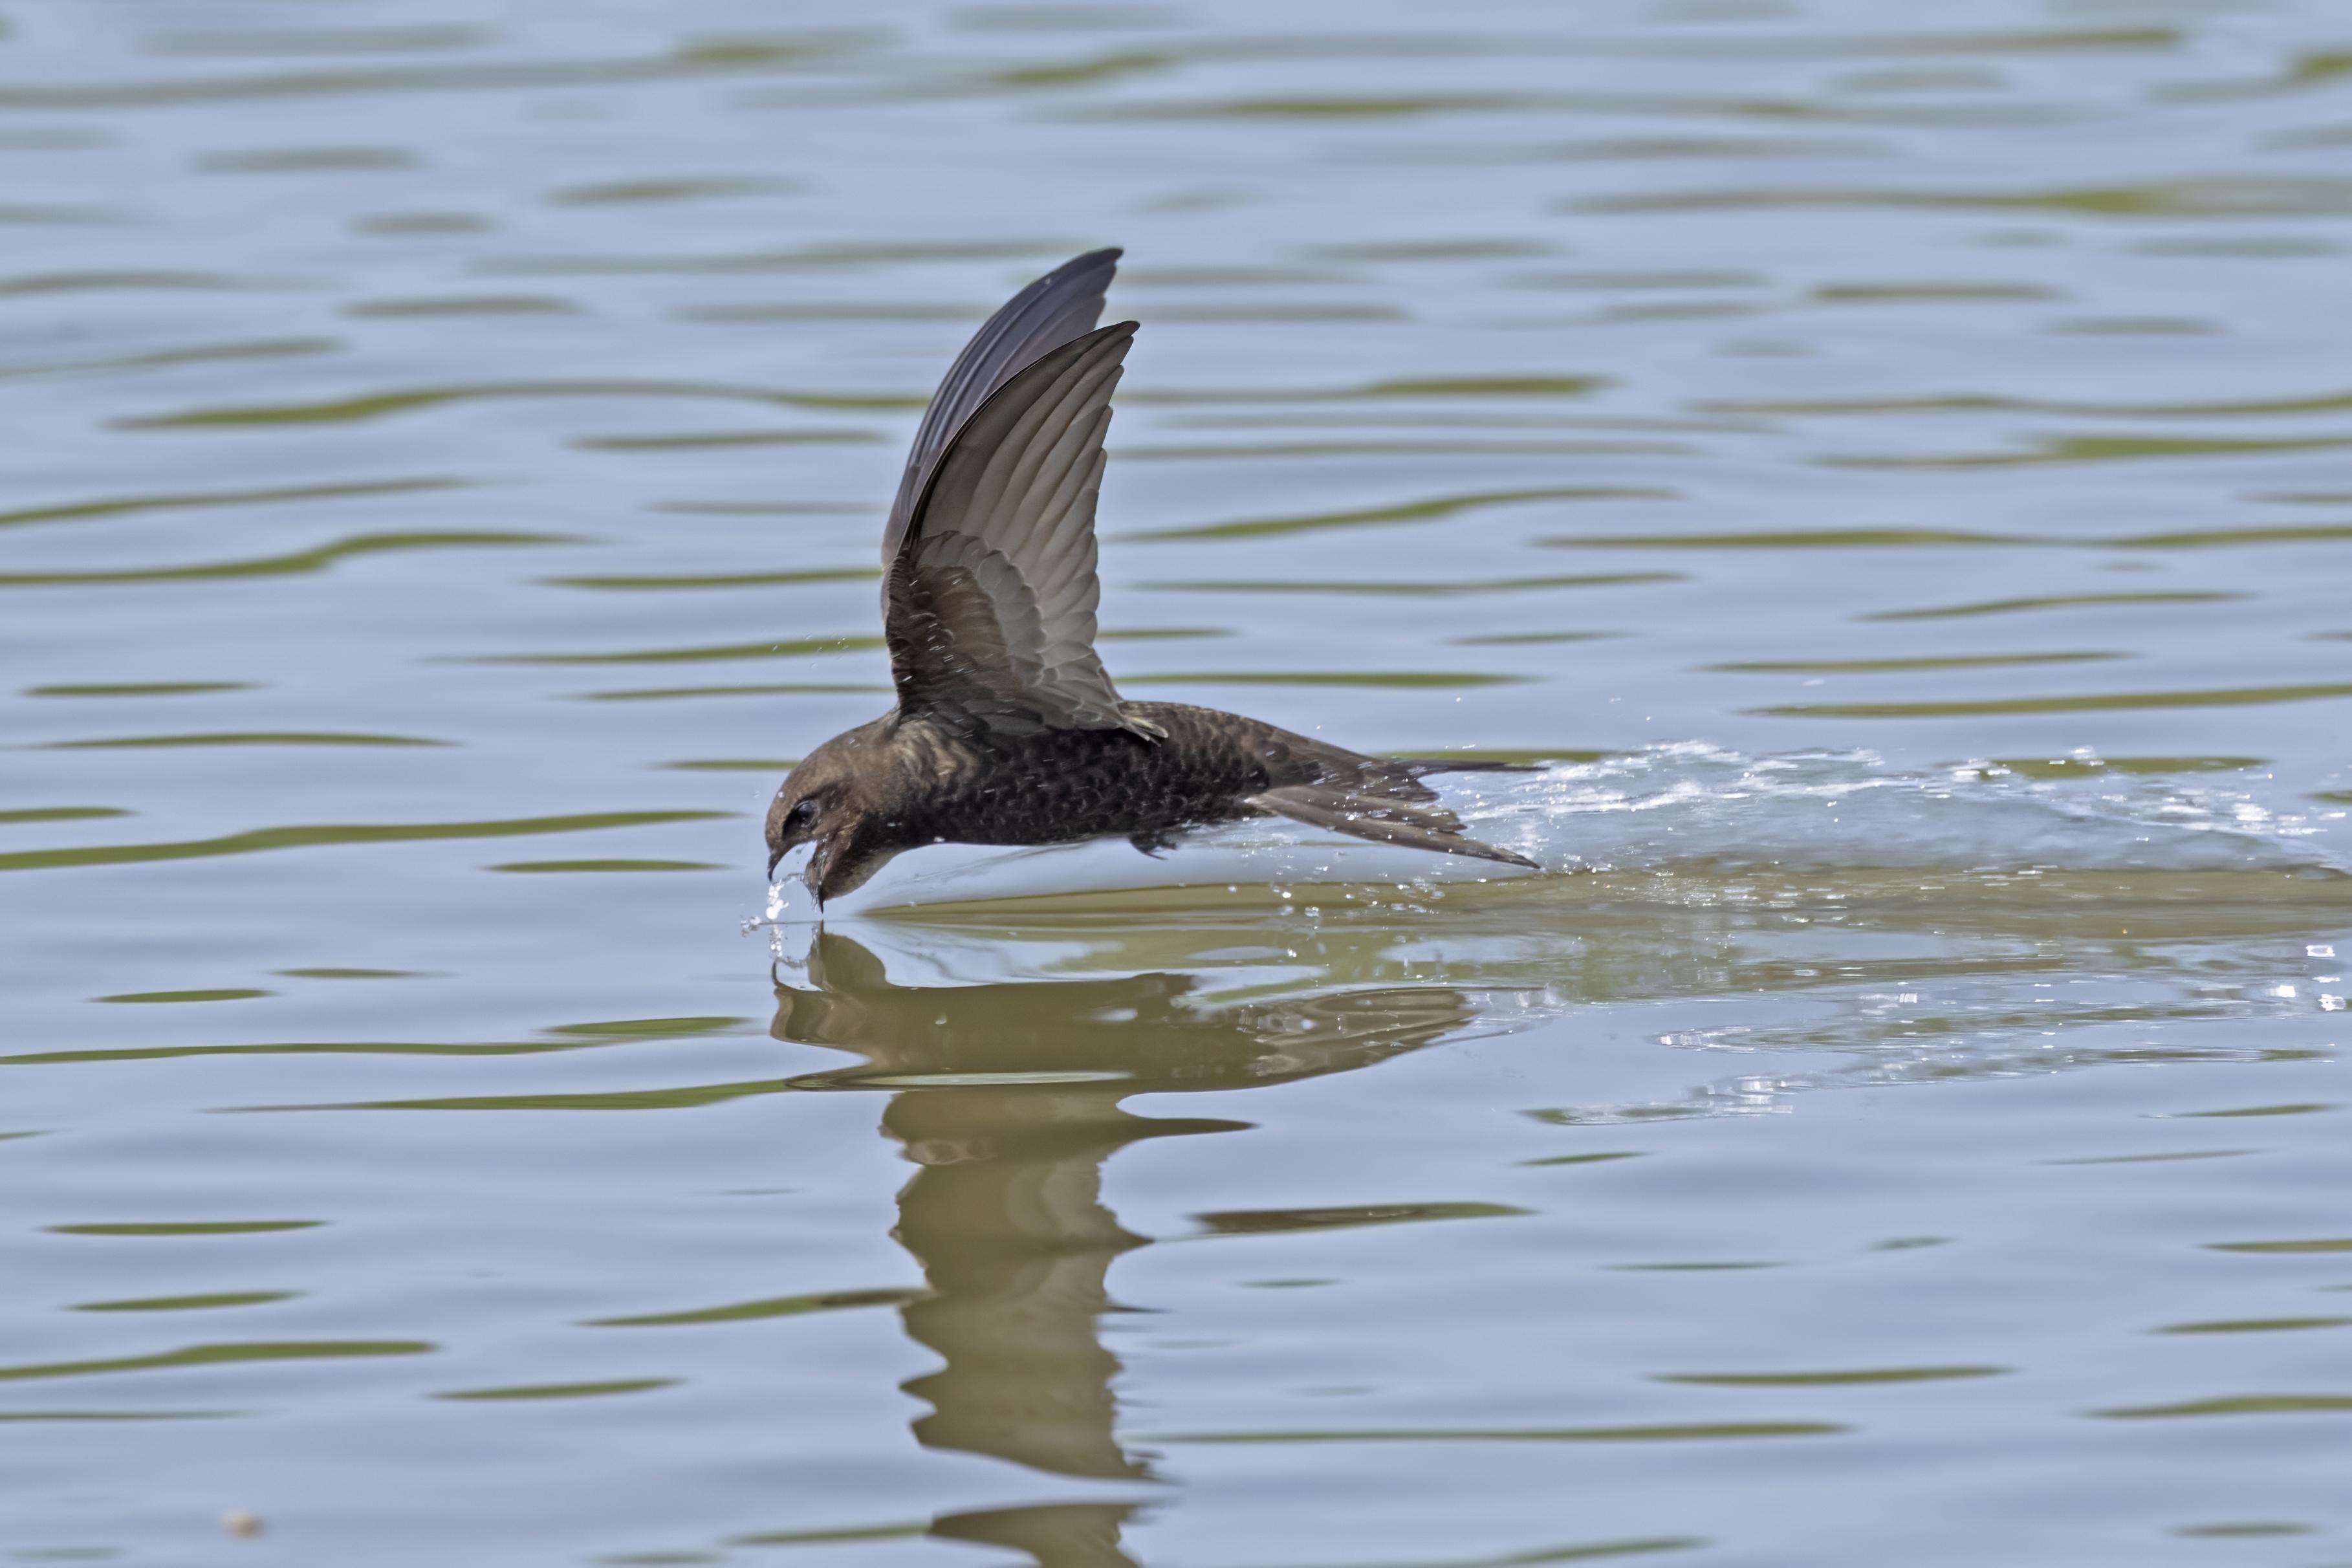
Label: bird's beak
xmin=766 ymin=844 xmax=784 ymax=878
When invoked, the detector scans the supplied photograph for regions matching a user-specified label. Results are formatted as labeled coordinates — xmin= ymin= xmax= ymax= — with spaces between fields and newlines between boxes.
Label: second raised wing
xmin=884 ymin=322 xmax=1160 ymax=741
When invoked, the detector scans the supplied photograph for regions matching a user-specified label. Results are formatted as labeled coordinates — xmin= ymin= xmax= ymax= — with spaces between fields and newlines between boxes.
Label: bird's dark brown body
xmin=768 ymin=701 xmax=1511 ymax=902
xmin=764 ymin=249 xmax=1538 ymax=904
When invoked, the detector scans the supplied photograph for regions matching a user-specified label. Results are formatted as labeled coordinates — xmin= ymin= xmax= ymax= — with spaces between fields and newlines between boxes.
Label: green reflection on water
xmin=1711 ymin=388 xmax=2352 ymax=421
xmin=2116 ymin=524 xmax=2352 ymax=548
xmin=1658 ymin=1366 xmax=2005 ymax=1387
xmin=122 ymin=380 xmax=912 ymax=431
xmin=1142 ymin=1423 xmax=1845 ymax=1443
xmin=2042 ymin=1150 xmax=2254 ymax=1166
xmin=0 ymin=1410 xmax=239 ymax=1422
xmin=1977 ymin=756 xmax=2261 ymax=778
xmin=1512 ymin=269 xmax=1761 ymax=292
xmin=1194 ymin=1201 xmax=1526 ymax=1235
xmin=1120 ymin=439 xmax=1684 ymax=461
xmin=146 ymin=23 xmax=489 ymax=54
xmin=0 ymin=476 xmax=471 ymax=532
xmin=588 ymin=1287 xmax=924 ymax=1328
xmin=345 ymin=294 xmax=580 ymax=318
xmin=0 ymin=268 xmax=256 ymax=296
xmin=544 ymin=568 xmax=878 ymax=591
xmin=1755 ymin=682 xmax=2352 ymax=719
xmin=545 ymin=1017 xmax=747 ymax=1041
xmin=259 ymin=1079 xmax=804 ymax=1113
xmin=437 ymin=1378 xmax=675 ymax=1401
xmin=677 ymin=302 xmax=988 ymax=323
xmin=1225 ymin=1538 xmax=1706 ymax=1567
xmin=1142 ymin=574 xmax=1676 ymax=596
xmin=0 ymin=1340 xmax=428 ymax=1382
xmin=1307 ymin=238 xmax=1557 ymax=261
xmin=276 ymin=968 xmax=421 ymax=979
xmin=0 ymin=532 xmax=563 ymax=587
xmin=0 ymin=810 xmax=730 ymax=873
xmin=2157 ymin=1317 xmax=2352 ymax=1334
xmin=548 ymin=177 xmax=794 ymax=206
xmin=24 ymin=682 xmax=250 ymax=697
xmin=1862 ymin=591 xmax=2243 ymax=622
xmin=572 ymin=429 xmax=882 ymax=452
xmin=724 ymin=1521 xmax=924 ymax=1547
xmin=583 ymin=686 xmax=886 ymax=702
xmin=5 ymin=1038 xmax=658 ymax=1067
xmin=1140 ymin=304 xmax=1409 ymax=323
xmin=2 ymin=336 xmax=342 ymax=382
xmin=1519 ymin=1151 xmax=1646 ymax=1168
xmin=1573 ymin=177 xmax=2352 ymax=219
xmin=475 ymin=635 xmax=882 ymax=666
xmin=1450 ymin=633 xmax=1617 ymax=647
xmin=74 ymin=1292 xmax=300 ymax=1314
xmin=1829 ymin=433 xmax=2352 ymax=470
xmin=200 ymin=145 xmax=413 ymax=173
xmin=1543 ymin=528 xmax=2021 ymax=549
xmin=1124 ymin=671 xmax=1530 ymax=688
xmin=1811 ymin=281 xmax=2055 ymax=303
xmin=1373 ymin=134 xmax=1881 ymax=164
xmin=488 ymin=859 xmax=724 ymax=873
xmin=1714 ymin=653 xmax=2124 ymax=673
xmin=2093 ymin=1395 xmax=2352 ymax=1418
xmin=1128 ymin=485 xmax=1660 ymax=543
xmin=0 ymin=32 xmax=882 ymax=111
xmin=95 ymin=988 xmax=271 ymax=1003
xmin=479 ymin=239 xmax=1082 ymax=280
xmin=2169 ymin=1522 xmax=2316 ymax=1538
xmin=658 ymin=759 xmax=801 ymax=770
xmin=49 ymin=1221 xmax=319 ymax=1236
xmin=41 ymin=732 xmax=447 ymax=750
xmin=354 ymin=212 xmax=487 ymax=235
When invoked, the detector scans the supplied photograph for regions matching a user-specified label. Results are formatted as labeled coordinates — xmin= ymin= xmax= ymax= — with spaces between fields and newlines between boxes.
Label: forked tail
xmin=1249 ymin=782 xmax=1539 ymax=870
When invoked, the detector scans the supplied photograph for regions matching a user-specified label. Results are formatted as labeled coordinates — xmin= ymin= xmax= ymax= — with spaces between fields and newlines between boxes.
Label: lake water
xmin=4 ymin=3 xmax=2351 ymax=1563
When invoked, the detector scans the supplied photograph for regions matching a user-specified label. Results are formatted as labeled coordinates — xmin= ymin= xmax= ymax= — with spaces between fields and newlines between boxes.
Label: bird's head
xmin=765 ymin=730 xmax=899 ymax=907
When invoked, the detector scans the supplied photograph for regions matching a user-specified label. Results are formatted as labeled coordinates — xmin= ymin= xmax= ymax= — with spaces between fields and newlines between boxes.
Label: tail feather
xmin=1250 ymin=783 xmax=1538 ymax=871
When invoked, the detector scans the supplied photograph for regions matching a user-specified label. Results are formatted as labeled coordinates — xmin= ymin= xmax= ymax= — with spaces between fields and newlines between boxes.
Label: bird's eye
xmin=786 ymin=799 xmax=818 ymax=828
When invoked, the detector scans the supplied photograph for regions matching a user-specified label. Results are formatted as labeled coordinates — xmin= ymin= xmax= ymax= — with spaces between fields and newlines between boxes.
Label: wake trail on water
xmin=1454 ymin=743 xmax=2344 ymax=877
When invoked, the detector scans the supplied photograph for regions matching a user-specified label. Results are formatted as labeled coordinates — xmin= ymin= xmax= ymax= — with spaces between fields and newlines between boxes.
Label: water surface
xmin=4 ymin=3 xmax=2350 ymax=1564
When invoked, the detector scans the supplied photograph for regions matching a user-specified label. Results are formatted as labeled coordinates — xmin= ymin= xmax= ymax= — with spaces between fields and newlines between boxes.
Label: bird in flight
xmin=767 ymin=248 xmax=1540 ymax=904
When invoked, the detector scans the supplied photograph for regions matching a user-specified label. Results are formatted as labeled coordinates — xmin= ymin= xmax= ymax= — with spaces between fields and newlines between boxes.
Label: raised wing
xmin=880 ymin=248 xmax=1120 ymax=571
xmin=886 ymin=321 xmax=1157 ymax=739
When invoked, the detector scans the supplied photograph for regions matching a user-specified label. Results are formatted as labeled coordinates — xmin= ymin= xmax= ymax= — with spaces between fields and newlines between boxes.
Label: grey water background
xmin=5 ymin=1 xmax=2352 ymax=1563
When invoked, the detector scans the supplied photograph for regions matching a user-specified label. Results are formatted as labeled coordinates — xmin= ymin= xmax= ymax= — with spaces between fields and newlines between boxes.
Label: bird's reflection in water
xmin=770 ymin=930 xmax=1474 ymax=1568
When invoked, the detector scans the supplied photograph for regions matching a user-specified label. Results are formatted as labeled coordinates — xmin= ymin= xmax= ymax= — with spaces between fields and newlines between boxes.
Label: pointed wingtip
xmin=1065 ymin=319 xmax=1141 ymax=358
xmin=1049 ymin=248 xmax=1122 ymax=287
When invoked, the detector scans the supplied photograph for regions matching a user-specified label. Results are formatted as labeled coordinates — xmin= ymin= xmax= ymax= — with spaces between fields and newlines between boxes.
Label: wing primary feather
xmin=887 ymin=321 xmax=1145 ymax=738
xmin=975 ymin=351 xmax=1120 ymax=549
xmin=880 ymin=248 xmax=1121 ymax=571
